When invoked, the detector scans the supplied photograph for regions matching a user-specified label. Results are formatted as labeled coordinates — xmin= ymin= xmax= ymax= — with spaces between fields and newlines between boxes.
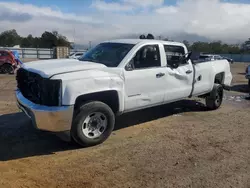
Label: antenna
xmin=73 ymin=27 xmax=76 ymax=50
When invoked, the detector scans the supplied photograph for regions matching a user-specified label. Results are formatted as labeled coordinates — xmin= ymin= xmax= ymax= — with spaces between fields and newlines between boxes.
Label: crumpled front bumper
xmin=16 ymin=90 xmax=74 ymax=132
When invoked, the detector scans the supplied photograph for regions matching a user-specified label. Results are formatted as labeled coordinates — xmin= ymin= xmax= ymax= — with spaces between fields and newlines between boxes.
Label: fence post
xmin=22 ymin=49 xmax=24 ymax=58
xmin=36 ymin=48 xmax=39 ymax=59
xmin=50 ymin=48 xmax=52 ymax=59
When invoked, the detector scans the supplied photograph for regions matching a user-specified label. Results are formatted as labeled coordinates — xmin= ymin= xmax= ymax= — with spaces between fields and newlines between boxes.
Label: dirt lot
xmin=0 ymin=63 xmax=250 ymax=188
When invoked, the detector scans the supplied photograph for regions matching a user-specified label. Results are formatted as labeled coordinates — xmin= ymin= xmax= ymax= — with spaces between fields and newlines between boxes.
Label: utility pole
xmin=73 ymin=27 xmax=76 ymax=51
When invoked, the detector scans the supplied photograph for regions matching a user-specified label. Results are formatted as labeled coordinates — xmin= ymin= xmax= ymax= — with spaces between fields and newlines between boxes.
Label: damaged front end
xmin=16 ymin=68 xmax=62 ymax=106
xmin=15 ymin=68 xmax=73 ymax=132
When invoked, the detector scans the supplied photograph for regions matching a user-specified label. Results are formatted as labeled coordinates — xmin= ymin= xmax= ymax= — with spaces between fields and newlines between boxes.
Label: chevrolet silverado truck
xmin=16 ymin=39 xmax=232 ymax=147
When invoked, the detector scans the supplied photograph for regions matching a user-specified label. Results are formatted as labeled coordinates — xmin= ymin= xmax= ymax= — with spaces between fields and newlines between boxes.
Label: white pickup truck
xmin=16 ymin=39 xmax=232 ymax=147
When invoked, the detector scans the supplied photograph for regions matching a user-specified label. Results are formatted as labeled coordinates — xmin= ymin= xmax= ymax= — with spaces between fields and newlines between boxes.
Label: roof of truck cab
xmin=103 ymin=39 xmax=185 ymax=46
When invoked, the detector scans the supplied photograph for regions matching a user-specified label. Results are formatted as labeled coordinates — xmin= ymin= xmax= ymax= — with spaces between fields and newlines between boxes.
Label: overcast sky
xmin=0 ymin=0 xmax=250 ymax=45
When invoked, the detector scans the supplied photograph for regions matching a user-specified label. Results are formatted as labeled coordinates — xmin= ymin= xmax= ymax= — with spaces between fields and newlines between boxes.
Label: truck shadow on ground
xmin=238 ymin=73 xmax=246 ymax=75
xmin=115 ymin=99 xmax=207 ymax=130
xmin=230 ymin=84 xmax=249 ymax=93
xmin=0 ymin=99 xmax=207 ymax=161
xmin=0 ymin=113 xmax=79 ymax=161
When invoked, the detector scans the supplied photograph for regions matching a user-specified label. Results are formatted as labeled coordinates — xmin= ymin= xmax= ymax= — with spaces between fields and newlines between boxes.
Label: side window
xmin=164 ymin=45 xmax=186 ymax=67
xmin=132 ymin=45 xmax=161 ymax=69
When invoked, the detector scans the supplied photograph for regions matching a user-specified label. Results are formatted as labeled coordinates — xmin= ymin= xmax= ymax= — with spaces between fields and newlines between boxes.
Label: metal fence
xmin=0 ymin=47 xmax=87 ymax=59
xmin=218 ymin=54 xmax=250 ymax=63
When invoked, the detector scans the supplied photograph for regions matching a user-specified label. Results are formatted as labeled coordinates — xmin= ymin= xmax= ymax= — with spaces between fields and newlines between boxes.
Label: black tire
xmin=1 ymin=64 xmax=14 ymax=74
xmin=248 ymin=79 xmax=250 ymax=89
xmin=71 ymin=101 xmax=115 ymax=147
xmin=205 ymin=84 xmax=224 ymax=110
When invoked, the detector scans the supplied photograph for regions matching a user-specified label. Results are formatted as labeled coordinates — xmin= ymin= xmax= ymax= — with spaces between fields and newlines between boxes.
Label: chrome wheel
xmin=215 ymin=88 xmax=223 ymax=106
xmin=82 ymin=112 xmax=107 ymax=139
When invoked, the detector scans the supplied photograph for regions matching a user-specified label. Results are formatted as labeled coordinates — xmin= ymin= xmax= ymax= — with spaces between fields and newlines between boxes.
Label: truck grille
xmin=16 ymin=68 xmax=61 ymax=106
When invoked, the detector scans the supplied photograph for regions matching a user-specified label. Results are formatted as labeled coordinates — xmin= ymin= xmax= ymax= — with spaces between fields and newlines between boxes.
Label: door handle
xmin=197 ymin=75 xmax=202 ymax=81
xmin=186 ymin=70 xmax=192 ymax=74
xmin=156 ymin=73 xmax=165 ymax=78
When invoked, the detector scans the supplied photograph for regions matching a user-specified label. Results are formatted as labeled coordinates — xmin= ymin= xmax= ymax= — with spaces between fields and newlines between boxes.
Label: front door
xmin=123 ymin=44 xmax=166 ymax=111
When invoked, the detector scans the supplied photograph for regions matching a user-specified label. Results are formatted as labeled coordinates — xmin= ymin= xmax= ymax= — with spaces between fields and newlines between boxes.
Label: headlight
xmin=47 ymin=79 xmax=62 ymax=106
xmin=17 ymin=68 xmax=62 ymax=106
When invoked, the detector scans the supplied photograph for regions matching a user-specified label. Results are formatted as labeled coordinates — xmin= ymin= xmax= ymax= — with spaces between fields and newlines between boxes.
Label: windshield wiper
xmin=80 ymin=58 xmax=96 ymax=63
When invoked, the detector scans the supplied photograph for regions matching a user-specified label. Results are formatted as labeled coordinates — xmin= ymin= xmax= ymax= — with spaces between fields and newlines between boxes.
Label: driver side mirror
xmin=180 ymin=51 xmax=192 ymax=62
xmin=125 ymin=59 xmax=134 ymax=71
xmin=186 ymin=51 xmax=192 ymax=61
xmin=169 ymin=51 xmax=192 ymax=69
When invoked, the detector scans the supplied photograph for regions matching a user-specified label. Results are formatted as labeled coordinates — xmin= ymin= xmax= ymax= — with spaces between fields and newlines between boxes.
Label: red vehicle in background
xmin=0 ymin=50 xmax=18 ymax=74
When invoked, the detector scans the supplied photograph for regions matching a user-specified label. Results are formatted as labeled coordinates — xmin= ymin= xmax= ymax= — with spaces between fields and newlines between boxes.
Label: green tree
xmin=39 ymin=31 xmax=71 ymax=48
xmin=57 ymin=34 xmax=71 ymax=47
xmin=242 ymin=38 xmax=250 ymax=52
xmin=21 ymin=34 xmax=34 ymax=47
xmin=40 ymin=31 xmax=58 ymax=48
xmin=0 ymin=29 xmax=21 ymax=47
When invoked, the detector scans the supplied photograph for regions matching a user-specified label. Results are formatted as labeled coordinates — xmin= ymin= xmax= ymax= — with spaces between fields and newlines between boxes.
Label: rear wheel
xmin=205 ymin=84 xmax=223 ymax=110
xmin=0 ymin=64 xmax=14 ymax=74
xmin=71 ymin=101 xmax=115 ymax=147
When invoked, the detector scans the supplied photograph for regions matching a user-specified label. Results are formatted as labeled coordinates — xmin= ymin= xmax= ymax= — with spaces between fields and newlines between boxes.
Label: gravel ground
xmin=0 ymin=63 xmax=249 ymax=188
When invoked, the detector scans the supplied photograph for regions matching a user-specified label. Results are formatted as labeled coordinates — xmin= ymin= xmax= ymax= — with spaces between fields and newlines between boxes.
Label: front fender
xmin=61 ymin=76 xmax=125 ymax=112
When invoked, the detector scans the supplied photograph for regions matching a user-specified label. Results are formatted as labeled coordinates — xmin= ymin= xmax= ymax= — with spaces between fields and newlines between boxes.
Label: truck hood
xmin=22 ymin=59 xmax=106 ymax=78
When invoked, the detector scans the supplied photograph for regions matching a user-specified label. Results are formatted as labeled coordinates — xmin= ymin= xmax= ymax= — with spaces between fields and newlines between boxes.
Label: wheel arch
xmin=214 ymin=72 xmax=225 ymax=84
xmin=73 ymin=90 xmax=120 ymax=117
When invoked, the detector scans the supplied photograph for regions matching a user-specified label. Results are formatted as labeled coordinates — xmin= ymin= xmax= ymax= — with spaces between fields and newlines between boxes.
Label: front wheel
xmin=71 ymin=101 xmax=115 ymax=147
xmin=205 ymin=84 xmax=224 ymax=110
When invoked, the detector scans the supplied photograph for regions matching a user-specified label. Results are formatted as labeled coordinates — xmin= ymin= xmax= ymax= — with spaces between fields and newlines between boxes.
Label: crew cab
xmin=16 ymin=39 xmax=233 ymax=147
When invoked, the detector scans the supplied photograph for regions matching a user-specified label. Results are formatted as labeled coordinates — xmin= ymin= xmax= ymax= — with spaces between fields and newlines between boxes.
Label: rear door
xmin=192 ymin=61 xmax=214 ymax=95
xmin=163 ymin=45 xmax=194 ymax=102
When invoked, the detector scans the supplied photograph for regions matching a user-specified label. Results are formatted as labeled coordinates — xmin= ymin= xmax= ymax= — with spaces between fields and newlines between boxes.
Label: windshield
xmin=79 ymin=42 xmax=134 ymax=67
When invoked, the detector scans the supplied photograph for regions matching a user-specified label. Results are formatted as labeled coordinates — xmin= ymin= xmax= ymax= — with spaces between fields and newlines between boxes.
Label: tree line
xmin=183 ymin=40 xmax=243 ymax=54
xmin=0 ymin=29 xmax=250 ymax=54
xmin=0 ymin=29 xmax=72 ymax=48
xmin=141 ymin=33 xmax=250 ymax=54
